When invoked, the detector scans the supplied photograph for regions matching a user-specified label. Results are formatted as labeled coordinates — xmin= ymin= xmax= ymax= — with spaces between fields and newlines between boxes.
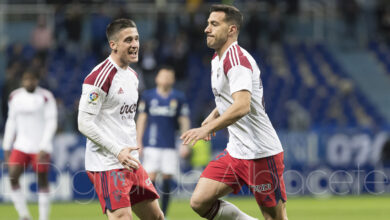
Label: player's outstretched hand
xmin=118 ymin=147 xmax=141 ymax=170
xmin=200 ymin=122 xmax=216 ymax=141
xmin=180 ymin=127 xmax=210 ymax=145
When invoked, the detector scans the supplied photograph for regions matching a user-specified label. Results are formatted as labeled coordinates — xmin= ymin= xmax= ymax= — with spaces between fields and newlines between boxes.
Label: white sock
xmin=213 ymin=200 xmax=258 ymax=220
xmin=10 ymin=187 xmax=31 ymax=219
xmin=38 ymin=191 xmax=51 ymax=220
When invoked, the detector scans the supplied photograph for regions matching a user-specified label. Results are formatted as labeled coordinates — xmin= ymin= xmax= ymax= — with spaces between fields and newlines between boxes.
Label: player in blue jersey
xmin=136 ymin=66 xmax=191 ymax=217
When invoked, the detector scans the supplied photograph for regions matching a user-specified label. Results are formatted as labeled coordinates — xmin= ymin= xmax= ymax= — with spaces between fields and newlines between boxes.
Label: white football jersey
xmin=79 ymin=56 xmax=139 ymax=171
xmin=211 ymin=42 xmax=283 ymax=159
xmin=2 ymin=87 xmax=57 ymax=154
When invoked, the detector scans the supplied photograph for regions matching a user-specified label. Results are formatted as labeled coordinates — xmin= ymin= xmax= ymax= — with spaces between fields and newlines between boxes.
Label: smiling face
xmin=204 ymin=11 xmax=230 ymax=51
xmin=110 ymin=27 xmax=139 ymax=67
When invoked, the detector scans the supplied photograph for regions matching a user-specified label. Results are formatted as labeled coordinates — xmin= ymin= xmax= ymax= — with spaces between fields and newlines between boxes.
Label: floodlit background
xmin=0 ymin=0 xmax=390 ymax=219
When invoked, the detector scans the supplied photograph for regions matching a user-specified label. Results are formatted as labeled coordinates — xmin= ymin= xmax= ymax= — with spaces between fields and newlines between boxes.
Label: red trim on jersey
xmin=8 ymin=90 xmax=21 ymax=102
xmin=223 ymin=45 xmax=253 ymax=75
xmin=84 ymin=60 xmax=110 ymax=85
xmin=223 ymin=50 xmax=233 ymax=75
xmin=128 ymin=67 xmax=138 ymax=79
xmin=212 ymin=52 xmax=218 ymax=60
xmin=101 ymin=68 xmax=118 ymax=93
xmin=235 ymin=45 xmax=253 ymax=71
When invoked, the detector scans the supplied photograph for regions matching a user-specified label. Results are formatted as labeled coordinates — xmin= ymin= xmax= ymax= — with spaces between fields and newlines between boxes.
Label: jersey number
xmin=110 ymin=171 xmax=126 ymax=187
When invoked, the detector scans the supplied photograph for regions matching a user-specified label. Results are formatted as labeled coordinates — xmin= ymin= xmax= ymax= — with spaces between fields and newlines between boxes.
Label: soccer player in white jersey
xmin=77 ymin=18 xmax=164 ymax=220
xmin=181 ymin=4 xmax=288 ymax=220
xmin=2 ymin=71 xmax=57 ymax=220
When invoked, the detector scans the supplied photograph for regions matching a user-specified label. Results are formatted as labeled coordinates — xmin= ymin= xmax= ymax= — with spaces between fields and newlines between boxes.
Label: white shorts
xmin=142 ymin=147 xmax=178 ymax=176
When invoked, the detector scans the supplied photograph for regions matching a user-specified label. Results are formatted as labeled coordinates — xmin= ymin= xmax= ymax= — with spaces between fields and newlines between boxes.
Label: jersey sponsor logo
xmin=118 ymin=87 xmax=124 ymax=94
xmin=249 ymin=183 xmax=272 ymax=193
xmin=89 ymin=92 xmax=99 ymax=104
xmin=120 ymin=102 xmax=137 ymax=120
xmin=149 ymin=99 xmax=177 ymax=117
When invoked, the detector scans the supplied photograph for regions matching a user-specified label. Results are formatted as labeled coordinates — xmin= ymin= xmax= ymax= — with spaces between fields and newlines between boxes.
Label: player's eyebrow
xmin=208 ymin=20 xmax=219 ymax=25
xmin=124 ymin=35 xmax=139 ymax=41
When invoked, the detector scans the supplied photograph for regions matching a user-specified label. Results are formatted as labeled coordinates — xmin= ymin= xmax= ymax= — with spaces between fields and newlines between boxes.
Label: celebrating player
xmin=181 ymin=4 xmax=288 ymax=220
xmin=2 ymin=71 xmax=57 ymax=220
xmin=77 ymin=18 xmax=164 ymax=220
xmin=136 ymin=66 xmax=190 ymax=217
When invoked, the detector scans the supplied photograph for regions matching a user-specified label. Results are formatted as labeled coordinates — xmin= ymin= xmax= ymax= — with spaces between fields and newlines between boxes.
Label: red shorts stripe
xmin=8 ymin=149 xmax=50 ymax=173
xmin=87 ymin=166 xmax=159 ymax=214
xmin=201 ymin=150 xmax=287 ymax=207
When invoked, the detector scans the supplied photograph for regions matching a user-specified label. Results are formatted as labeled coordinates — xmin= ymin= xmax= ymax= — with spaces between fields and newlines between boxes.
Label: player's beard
xmin=207 ymin=35 xmax=227 ymax=51
xmin=25 ymin=86 xmax=36 ymax=93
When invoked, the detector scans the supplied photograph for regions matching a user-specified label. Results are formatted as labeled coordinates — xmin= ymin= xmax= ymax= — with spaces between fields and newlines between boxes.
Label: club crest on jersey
xmin=170 ymin=99 xmax=178 ymax=109
xmin=145 ymin=177 xmax=152 ymax=186
xmin=89 ymin=92 xmax=99 ymax=103
xmin=118 ymin=87 xmax=124 ymax=94
xmin=112 ymin=189 xmax=122 ymax=202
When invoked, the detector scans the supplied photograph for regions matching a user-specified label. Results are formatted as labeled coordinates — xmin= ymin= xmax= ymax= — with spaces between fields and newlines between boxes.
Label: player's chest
xmin=211 ymin=62 xmax=228 ymax=96
xmin=13 ymin=93 xmax=45 ymax=114
xmin=148 ymin=97 xmax=178 ymax=117
xmin=107 ymin=73 xmax=138 ymax=105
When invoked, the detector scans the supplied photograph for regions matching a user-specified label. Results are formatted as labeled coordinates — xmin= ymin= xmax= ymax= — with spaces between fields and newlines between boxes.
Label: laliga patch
xmin=88 ymin=92 xmax=99 ymax=104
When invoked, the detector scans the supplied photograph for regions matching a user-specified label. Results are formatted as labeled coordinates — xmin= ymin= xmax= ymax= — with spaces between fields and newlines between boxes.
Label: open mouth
xmin=128 ymin=50 xmax=138 ymax=56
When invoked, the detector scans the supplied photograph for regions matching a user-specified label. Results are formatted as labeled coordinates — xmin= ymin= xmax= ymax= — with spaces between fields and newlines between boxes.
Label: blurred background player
xmin=2 ymin=71 xmax=57 ymax=220
xmin=136 ymin=66 xmax=191 ymax=217
xmin=77 ymin=18 xmax=164 ymax=220
xmin=181 ymin=4 xmax=287 ymax=220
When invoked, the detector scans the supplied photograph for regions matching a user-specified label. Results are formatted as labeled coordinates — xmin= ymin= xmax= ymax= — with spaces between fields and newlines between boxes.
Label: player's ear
xmin=228 ymin=25 xmax=237 ymax=36
xmin=109 ymin=40 xmax=118 ymax=52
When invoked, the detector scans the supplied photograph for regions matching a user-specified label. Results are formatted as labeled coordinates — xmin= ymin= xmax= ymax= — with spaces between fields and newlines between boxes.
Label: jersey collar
xmin=108 ymin=56 xmax=128 ymax=71
xmin=219 ymin=41 xmax=238 ymax=62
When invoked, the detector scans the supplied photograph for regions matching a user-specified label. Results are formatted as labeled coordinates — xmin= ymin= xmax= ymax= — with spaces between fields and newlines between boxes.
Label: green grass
xmin=0 ymin=195 xmax=389 ymax=219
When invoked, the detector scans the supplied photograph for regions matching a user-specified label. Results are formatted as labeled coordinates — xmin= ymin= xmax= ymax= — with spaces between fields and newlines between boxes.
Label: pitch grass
xmin=0 ymin=195 xmax=389 ymax=220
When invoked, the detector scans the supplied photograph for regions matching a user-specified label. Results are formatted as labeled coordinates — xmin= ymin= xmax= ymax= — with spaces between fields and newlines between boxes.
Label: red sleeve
xmin=223 ymin=45 xmax=252 ymax=75
xmin=84 ymin=60 xmax=118 ymax=93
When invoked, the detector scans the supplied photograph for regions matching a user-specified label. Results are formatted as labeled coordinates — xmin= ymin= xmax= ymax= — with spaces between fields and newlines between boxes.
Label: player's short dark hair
xmin=106 ymin=18 xmax=137 ymax=41
xmin=158 ymin=65 xmax=175 ymax=74
xmin=210 ymin=4 xmax=243 ymax=32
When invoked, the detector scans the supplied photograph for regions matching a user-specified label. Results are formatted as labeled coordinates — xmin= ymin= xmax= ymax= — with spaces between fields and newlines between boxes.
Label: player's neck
xmin=216 ymin=38 xmax=237 ymax=58
xmin=157 ymin=86 xmax=171 ymax=97
xmin=110 ymin=54 xmax=129 ymax=70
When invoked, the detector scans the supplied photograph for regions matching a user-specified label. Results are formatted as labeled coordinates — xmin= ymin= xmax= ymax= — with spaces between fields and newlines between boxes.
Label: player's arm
xmin=181 ymin=91 xmax=250 ymax=145
xmin=178 ymin=114 xmax=192 ymax=158
xmin=201 ymin=108 xmax=220 ymax=126
xmin=78 ymin=111 xmax=140 ymax=170
xmin=207 ymin=91 xmax=250 ymax=130
xmin=2 ymin=96 xmax=17 ymax=163
xmin=181 ymin=64 xmax=253 ymax=145
xmin=136 ymin=98 xmax=148 ymax=156
xmin=200 ymin=108 xmax=220 ymax=141
xmin=178 ymin=115 xmax=190 ymax=135
xmin=136 ymin=111 xmax=148 ymax=148
xmin=38 ymin=92 xmax=58 ymax=162
xmin=78 ymin=84 xmax=139 ymax=170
